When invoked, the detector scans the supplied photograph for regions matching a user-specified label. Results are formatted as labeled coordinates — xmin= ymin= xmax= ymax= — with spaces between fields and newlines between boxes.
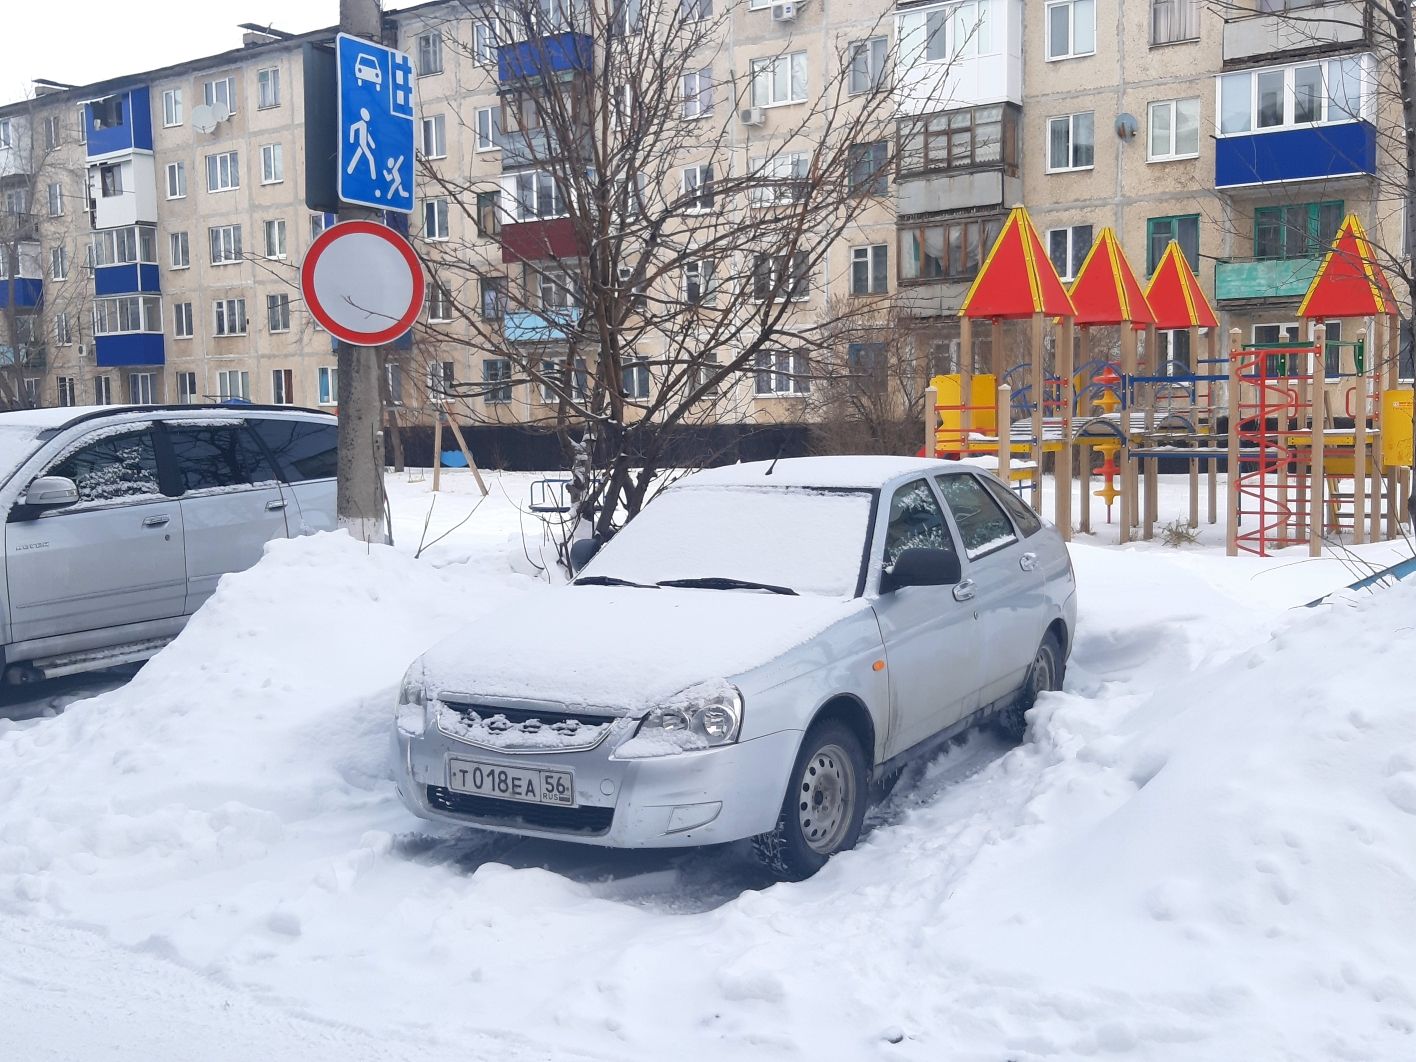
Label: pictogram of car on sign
xmin=353 ymin=53 xmax=382 ymax=88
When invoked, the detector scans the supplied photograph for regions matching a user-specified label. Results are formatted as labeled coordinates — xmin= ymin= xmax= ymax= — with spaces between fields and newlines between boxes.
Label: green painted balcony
xmin=1213 ymin=256 xmax=1322 ymax=303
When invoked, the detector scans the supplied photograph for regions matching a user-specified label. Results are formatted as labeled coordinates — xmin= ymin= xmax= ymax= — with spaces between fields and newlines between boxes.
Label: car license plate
xmin=447 ymin=758 xmax=575 ymax=807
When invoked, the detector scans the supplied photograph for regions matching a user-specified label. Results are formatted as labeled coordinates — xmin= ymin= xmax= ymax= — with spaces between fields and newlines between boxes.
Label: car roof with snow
xmin=0 ymin=404 xmax=334 ymax=433
xmin=677 ymin=456 xmax=970 ymax=491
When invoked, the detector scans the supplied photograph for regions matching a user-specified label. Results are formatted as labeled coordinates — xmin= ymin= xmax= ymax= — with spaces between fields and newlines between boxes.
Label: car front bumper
xmin=393 ymin=714 xmax=800 ymax=848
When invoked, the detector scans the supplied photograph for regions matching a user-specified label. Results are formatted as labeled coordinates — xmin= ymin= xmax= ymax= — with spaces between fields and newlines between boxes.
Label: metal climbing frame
xmin=1231 ymin=345 xmax=1312 ymax=557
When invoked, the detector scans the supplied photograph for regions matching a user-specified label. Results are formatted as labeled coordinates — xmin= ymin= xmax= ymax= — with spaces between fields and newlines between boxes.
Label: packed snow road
xmin=1 ymin=472 xmax=1413 ymax=1061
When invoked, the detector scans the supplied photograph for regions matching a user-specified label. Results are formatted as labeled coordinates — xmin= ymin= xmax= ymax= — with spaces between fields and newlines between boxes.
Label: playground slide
xmin=1303 ymin=555 xmax=1416 ymax=608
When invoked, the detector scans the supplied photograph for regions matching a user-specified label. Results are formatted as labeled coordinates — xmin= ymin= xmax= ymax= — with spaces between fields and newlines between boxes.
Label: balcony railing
xmin=499 ymin=126 xmax=591 ymax=170
xmin=504 ymin=308 xmax=577 ymax=343
xmin=497 ymin=31 xmax=593 ymax=85
xmin=1215 ymin=121 xmax=1375 ymax=188
xmin=500 ymin=217 xmax=584 ymax=264
xmin=1214 ymin=255 xmax=1322 ymax=301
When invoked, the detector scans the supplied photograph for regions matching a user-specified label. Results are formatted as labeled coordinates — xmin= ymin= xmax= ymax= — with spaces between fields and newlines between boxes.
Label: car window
xmin=883 ymin=479 xmax=955 ymax=567
xmin=980 ymin=476 xmax=1042 ymax=537
xmin=248 ymin=419 xmax=338 ymax=482
xmin=45 ymin=428 xmax=161 ymax=504
xmin=165 ymin=425 xmax=279 ymax=493
xmin=935 ymin=474 xmax=1018 ymax=559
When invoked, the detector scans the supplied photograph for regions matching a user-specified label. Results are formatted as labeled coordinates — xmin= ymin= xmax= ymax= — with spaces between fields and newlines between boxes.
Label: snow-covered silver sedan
xmin=393 ymin=457 xmax=1076 ymax=879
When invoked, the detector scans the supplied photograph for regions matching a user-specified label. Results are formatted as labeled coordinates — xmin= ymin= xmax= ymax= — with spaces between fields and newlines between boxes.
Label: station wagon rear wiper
xmin=573 ymin=575 xmax=658 ymax=589
xmin=657 ymin=577 xmax=798 ymax=596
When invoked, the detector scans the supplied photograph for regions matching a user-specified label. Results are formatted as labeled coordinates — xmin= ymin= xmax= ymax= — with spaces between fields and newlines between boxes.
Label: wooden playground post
xmin=991 ymin=318 xmax=1005 ymax=382
xmin=431 ymin=413 xmax=443 ymax=493
xmin=1079 ymin=442 xmax=1092 ymax=534
xmin=1188 ymin=458 xmax=1199 ymax=529
xmin=924 ymin=385 xmax=938 ymax=459
xmin=1386 ymin=311 xmax=1404 ymax=537
xmin=1370 ymin=315 xmax=1384 ymax=541
xmin=996 ymin=384 xmax=1012 ymax=484
xmin=1354 ymin=327 xmax=1368 ymax=544
xmin=1030 ymin=314 xmax=1044 ymax=512
xmin=1309 ymin=324 xmax=1326 ymax=557
xmin=1056 ymin=317 xmax=1074 ymax=539
xmin=1226 ymin=328 xmax=1242 ymax=557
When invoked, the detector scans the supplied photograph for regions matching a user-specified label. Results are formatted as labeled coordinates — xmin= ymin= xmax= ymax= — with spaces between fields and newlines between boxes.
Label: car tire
xmin=993 ymin=632 xmax=1063 ymax=744
xmin=753 ymin=720 xmax=868 ymax=881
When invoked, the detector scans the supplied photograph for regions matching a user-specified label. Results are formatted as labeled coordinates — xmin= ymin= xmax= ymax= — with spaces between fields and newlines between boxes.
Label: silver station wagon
xmin=0 ymin=405 xmax=337 ymax=683
xmin=394 ymin=457 xmax=1076 ymax=879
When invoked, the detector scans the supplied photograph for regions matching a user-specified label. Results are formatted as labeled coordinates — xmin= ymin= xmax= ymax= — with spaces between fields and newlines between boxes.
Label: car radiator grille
xmin=426 ymin=785 xmax=615 ymax=835
xmin=438 ymin=700 xmax=618 ymax=752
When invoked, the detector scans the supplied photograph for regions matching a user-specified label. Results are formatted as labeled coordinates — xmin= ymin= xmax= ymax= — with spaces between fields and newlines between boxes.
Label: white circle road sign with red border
xmin=300 ymin=220 xmax=426 ymax=346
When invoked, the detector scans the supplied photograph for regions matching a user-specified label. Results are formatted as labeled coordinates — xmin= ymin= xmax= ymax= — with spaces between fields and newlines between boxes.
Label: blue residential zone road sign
xmin=336 ymin=33 xmax=415 ymax=213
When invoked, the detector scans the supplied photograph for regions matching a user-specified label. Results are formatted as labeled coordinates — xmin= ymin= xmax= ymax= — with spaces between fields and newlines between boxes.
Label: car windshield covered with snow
xmin=578 ymin=482 xmax=874 ymax=597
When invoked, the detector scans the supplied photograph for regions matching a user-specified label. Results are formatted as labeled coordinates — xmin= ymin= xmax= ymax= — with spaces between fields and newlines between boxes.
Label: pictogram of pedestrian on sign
xmin=347 ymin=108 xmax=377 ymax=180
xmin=336 ymin=33 xmax=416 ymax=214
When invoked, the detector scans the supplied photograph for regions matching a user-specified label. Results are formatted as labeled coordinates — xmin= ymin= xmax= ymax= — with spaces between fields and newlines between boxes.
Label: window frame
xmin=257 ymin=67 xmax=281 ymax=109
xmin=898 ymin=214 xmax=1005 ymax=282
xmin=1044 ymin=0 xmax=1096 ymax=62
xmin=850 ymin=244 xmax=889 ymax=296
xmin=1046 ymin=223 xmax=1094 ymax=282
xmin=417 ymin=31 xmax=444 ymax=76
xmin=267 ymin=292 xmax=291 ymax=333
xmin=162 ymin=87 xmax=184 ymax=127
xmin=419 ymin=114 xmax=447 ymax=160
xmin=260 ymin=142 xmax=284 ymax=185
xmin=1046 ymin=111 xmax=1095 ymax=173
xmin=209 ymin=224 xmax=242 ymax=265
xmin=1150 ymin=0 xmax=1200 ymax=46
xmin=165 ymin=161 xmax=186 ymax=200
xmin=423 ymin=196 xmax=450 ymax=241
xmin=173 ymin=301 xmax=194 ymax=339
xmin=475 ymin=107 xmax=500 ymax=152
xmin=1147 ymin=97 xmax=1201 ymax=162
xmin=848 ymin=36 xmax=888 ymax=96
xmin=206 ymin=150 xmax=240 ymax=192
xmin=1146 ymin=214 xmax=1200 ymax=274
xmin=263 ymin=218 xmax=287 ymax=260
xmin=750 ymin=52 xmax=808 ymax=108
xmin=1217 ymin=55 xmax=1367 ymax=137
xmin=213 ymin=297 xmax=248 ymax=337
xmin=170 ymin=231 xmax=190 ymax=270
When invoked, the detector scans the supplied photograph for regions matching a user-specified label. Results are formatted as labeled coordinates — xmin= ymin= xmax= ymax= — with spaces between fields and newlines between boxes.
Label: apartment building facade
xmin=0 ymin=0 xmax=1405 ymax=431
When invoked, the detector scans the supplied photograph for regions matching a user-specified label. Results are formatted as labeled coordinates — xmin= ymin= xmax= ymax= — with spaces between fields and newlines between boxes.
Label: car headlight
xmin=395 ymin=664 xmax=428 ymax=736
xmin=636 ymin=682 xmax=743 ymax=749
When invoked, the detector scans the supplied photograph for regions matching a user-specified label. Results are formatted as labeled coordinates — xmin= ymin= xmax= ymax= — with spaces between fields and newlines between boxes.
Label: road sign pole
xmin=336 ymin=0 xmax=388 ymax=545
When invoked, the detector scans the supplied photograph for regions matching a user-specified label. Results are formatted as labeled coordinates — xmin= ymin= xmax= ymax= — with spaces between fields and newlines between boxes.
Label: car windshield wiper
xmin=573 ymin=575 xmax=658 ymax=589
xmin=656 ymin=577 xmax=798 ymax=596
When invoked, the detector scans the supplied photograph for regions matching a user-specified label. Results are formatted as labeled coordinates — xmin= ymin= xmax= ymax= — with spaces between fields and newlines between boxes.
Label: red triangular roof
xmin=959 ymin=206 xmax=1076 ymax=319
xmin=1067 ymin=228 xmax=1154 ymax=329
xmin=1298 ymin=214 xmax=1397 ymax=319
xmin=1144 ymin=241 xmax=1219 ymax=330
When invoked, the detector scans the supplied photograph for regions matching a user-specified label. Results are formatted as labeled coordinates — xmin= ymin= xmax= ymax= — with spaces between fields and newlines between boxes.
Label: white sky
xmin=0 ymin=0 xmax=345 ymax=101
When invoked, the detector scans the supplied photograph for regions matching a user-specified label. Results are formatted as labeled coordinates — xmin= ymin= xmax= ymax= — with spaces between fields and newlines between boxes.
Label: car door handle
xmin=1020 ymin=552 xmax=1039 ymax=572
xmin=142 ymin=515 xmax=170 ymax=528
xmin=952 ymin=579 xmax=977 ymax=602
xmin=265 ymin=500 xmax=288 ymax=511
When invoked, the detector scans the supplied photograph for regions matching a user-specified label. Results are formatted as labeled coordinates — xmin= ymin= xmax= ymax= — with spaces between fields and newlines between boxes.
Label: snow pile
xmin=0 ymin=486 xmax=1414 ymax=1060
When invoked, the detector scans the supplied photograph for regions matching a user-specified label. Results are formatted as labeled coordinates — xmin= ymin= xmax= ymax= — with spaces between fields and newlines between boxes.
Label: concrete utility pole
xmin=336 ymin=0 xmax=390 ymax=544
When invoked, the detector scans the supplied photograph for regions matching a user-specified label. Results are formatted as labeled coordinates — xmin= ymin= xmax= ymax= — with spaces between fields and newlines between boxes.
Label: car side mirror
xmin=881 ymin=547 xmax=961 ymax=593
xmin=18 ymin=476 xmax=79 ymax=513
xmin=568 ymin=536 xmax=601 ymax=573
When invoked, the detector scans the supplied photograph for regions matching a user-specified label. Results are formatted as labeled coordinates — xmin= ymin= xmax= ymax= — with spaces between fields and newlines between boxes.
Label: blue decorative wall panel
xmin=1216 ymin=122 xmax=1376 ymax=188
xmin=95 ymin=332 xmax=165 ymax=367
xmin=94 ymin=263 xmax=161 ymax=296
xmin=0 ymin=278 xmax=42 ymax=310
xmin=498 ymin=32 xmax=593 ymax=83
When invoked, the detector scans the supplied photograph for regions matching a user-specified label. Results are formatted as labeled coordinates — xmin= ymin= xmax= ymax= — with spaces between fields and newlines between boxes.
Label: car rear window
xmin=248 ymin=418 xmax=338 ymax=482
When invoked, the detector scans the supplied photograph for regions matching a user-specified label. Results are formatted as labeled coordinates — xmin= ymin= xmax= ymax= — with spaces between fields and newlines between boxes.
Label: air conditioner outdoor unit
xmin=772 ymin=2 xmax=798 ymax=21
xmin=740 ymin=107 xmax=766 ymax=127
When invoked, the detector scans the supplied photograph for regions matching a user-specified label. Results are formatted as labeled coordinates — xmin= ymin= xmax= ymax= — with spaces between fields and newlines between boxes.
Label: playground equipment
xmin=920 ymin=209 xmax=1413 ymax=556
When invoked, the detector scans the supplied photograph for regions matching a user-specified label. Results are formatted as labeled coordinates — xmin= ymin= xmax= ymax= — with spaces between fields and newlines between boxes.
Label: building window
xmin=173 ymin=301 xmax=194 ymax=338
xmin=165 ymin=161 xmax=186 ymax=199
xmin=428 ymin=361 xmax=454 ymax=403
xmin=128 ymin=372 xmax=156 ymax=404
xmin=749 ymin=153 xmax=809 ymax=207
xmin=203 ymin=77 xmax=236 ymax=115
xmin=57 ymin=376 xmax=77 ymax=407
xmin=267 ymin=293 xmax=291 ymax=332
xmin=177 ymin=371 xmax=198 ymax=403
xmin=90 ymin=225 xmax=157 ymax=266
xmin=681 ymin=68 xmax=713 ymax=118
xmin=419 ymin=114 xmax=446 ymax=160
xmin=849 ymin=36 xmax=888 ymax=95
xmin=851 ymin=244 xmax=889 ymax=295
xmin=750 ymin=52 xmax=808 ymax=107
xmin=94 ymin=375 xmax=113 ymax=405
xmin=260 ymin=143 xmax=284 ymax=184
xmin=1157 ymin=328 xmax=1192 ymax=375
xmin=385 ymin=363 xmax=403 ymax=406
xmin=752 ymin=252 xmax=811 ymax=301
xmin=257 ymin=67 xmax=281 ymax=109
xmin=51 ymin=246 xmax=67 ymax=280
xmin=755 ymin=351 xmax=810 ymax=395
xmin=0 ymin=119 xmax=11 ymax=148
xmin=681 ymin=0 xmax=712 ymax=20
xmin=43 ymin=181 xmax=62 ymax=217
xmin=1045 ymin=0 xmax=1095 ymax=61
xmin=479 ymin=277 xmax=506 ymax=319
xmin=271 ymin=368 xmax=294 ymax=404
xmin=476 ymin=191 xmax=502 ymax=237
xmin=93 ymin=295 xmax=162 ymax=335
xmin=417 ymin=31 xmax=443 ymax=75
xmin=262 ymin=218 xmax=287 ymax=259
xmin=680 ymin=164 xmax=714 ymax=212
xmin=218 ymin=370 xmax=250 ymax=401
xmin=1151 ymin=0 xmax=1199 ymax=45
xmin=429 ymin=283 xmax=453 ymax=322
xmin=622 ymin=357 xmax=650 ymax=399
xmin=473 ymin=22 xmax=499 ymax=64
xmin=848 ymin=141 xmax=889 ymax=195
xmin=214 ymin=298 xmax=248 ymax=336
xmin=318 ymin=366 xmax=338 ymax=405
xmin=170 ymin=231 xmax=190 ymax=269
xmin=682 ymin=258 xmax=713 ymax=304
xmin=206 ymin=150 xmax=240 ymax=192
xmin=1148 ymin=98 xmax=1200 ymax=161
xmin=475 ymin=107 xmax=499 ymax=151
xmin=900 ymin=104 xmax=1020 ymax=178
xmin=482 ymin=359 xmax=513 ymax=403
xmin=1046 ymin=112 xmax=1095 ymax=171
xmin=1219 ymin=56 xmax=1364 ymax=135
xmin=209 ymin=225 xmax=242 ymax=265
xmin=43 ymin=116 xmax=60 ymax=150
xmin=1047 ymin=224 xmax=1094 ymax=281
xmin=99 ymin=163 xmax=123 ymax=197
xmin=423 ymin=197 xmax=449 ymax=240
xmin=163 ymin=87 xmax=183 ymax=127
xmin=512 ymin=171 xmax=566 ymax=220
xmin=55 ymin=313 xmax=73 ymax=346
xmin=1146 ymin=214 xmax=1200 ymax=274
xmin=1254 ymin=201 xmax=1342 ymax=260
xmin=899 ymin=215 xmax=1004 ymax=281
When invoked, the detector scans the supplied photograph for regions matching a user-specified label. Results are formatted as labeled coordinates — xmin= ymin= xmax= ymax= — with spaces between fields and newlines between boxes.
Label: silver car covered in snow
xmin=394 ymin=457 xmax=1076 ymax=879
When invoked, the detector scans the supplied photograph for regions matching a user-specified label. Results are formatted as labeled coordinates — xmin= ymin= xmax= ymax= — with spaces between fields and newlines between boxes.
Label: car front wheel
xmin=753 ymin=720 xmax=868 ymax=881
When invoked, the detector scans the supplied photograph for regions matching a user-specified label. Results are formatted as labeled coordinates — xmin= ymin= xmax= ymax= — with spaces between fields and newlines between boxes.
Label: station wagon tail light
xmin=638 ymin=683 xmax=743 ymax=748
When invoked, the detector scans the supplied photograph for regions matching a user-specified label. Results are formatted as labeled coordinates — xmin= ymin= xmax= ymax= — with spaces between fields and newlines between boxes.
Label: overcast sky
xmin=0 ymin=1 xmax=343 ymax=100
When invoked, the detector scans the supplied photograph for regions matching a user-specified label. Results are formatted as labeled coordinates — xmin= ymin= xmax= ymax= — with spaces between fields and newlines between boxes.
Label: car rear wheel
xmin=993 ymin=632 xmax=1063 ymax=744
xmin=753 ymin=721 xmax=867 ymax=881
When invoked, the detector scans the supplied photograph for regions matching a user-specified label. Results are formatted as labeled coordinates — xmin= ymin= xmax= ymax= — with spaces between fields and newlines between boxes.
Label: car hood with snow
xmin=414 ymin=585 xmax=871 ymax=711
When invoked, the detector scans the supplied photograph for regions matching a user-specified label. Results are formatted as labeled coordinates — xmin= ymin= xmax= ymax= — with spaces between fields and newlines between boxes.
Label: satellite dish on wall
xmin=211 ymin=99 xmax=232 ymax=123
xmin=191 ymin=104 xmax=217 ymax=133
xmin=1115 ymin=113 xmax=1139 ymax=141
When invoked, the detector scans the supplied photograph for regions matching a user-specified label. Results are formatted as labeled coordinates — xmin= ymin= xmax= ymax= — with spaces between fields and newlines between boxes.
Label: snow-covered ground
xmin=1 ymin=467 xmax=1414 ymax=1061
